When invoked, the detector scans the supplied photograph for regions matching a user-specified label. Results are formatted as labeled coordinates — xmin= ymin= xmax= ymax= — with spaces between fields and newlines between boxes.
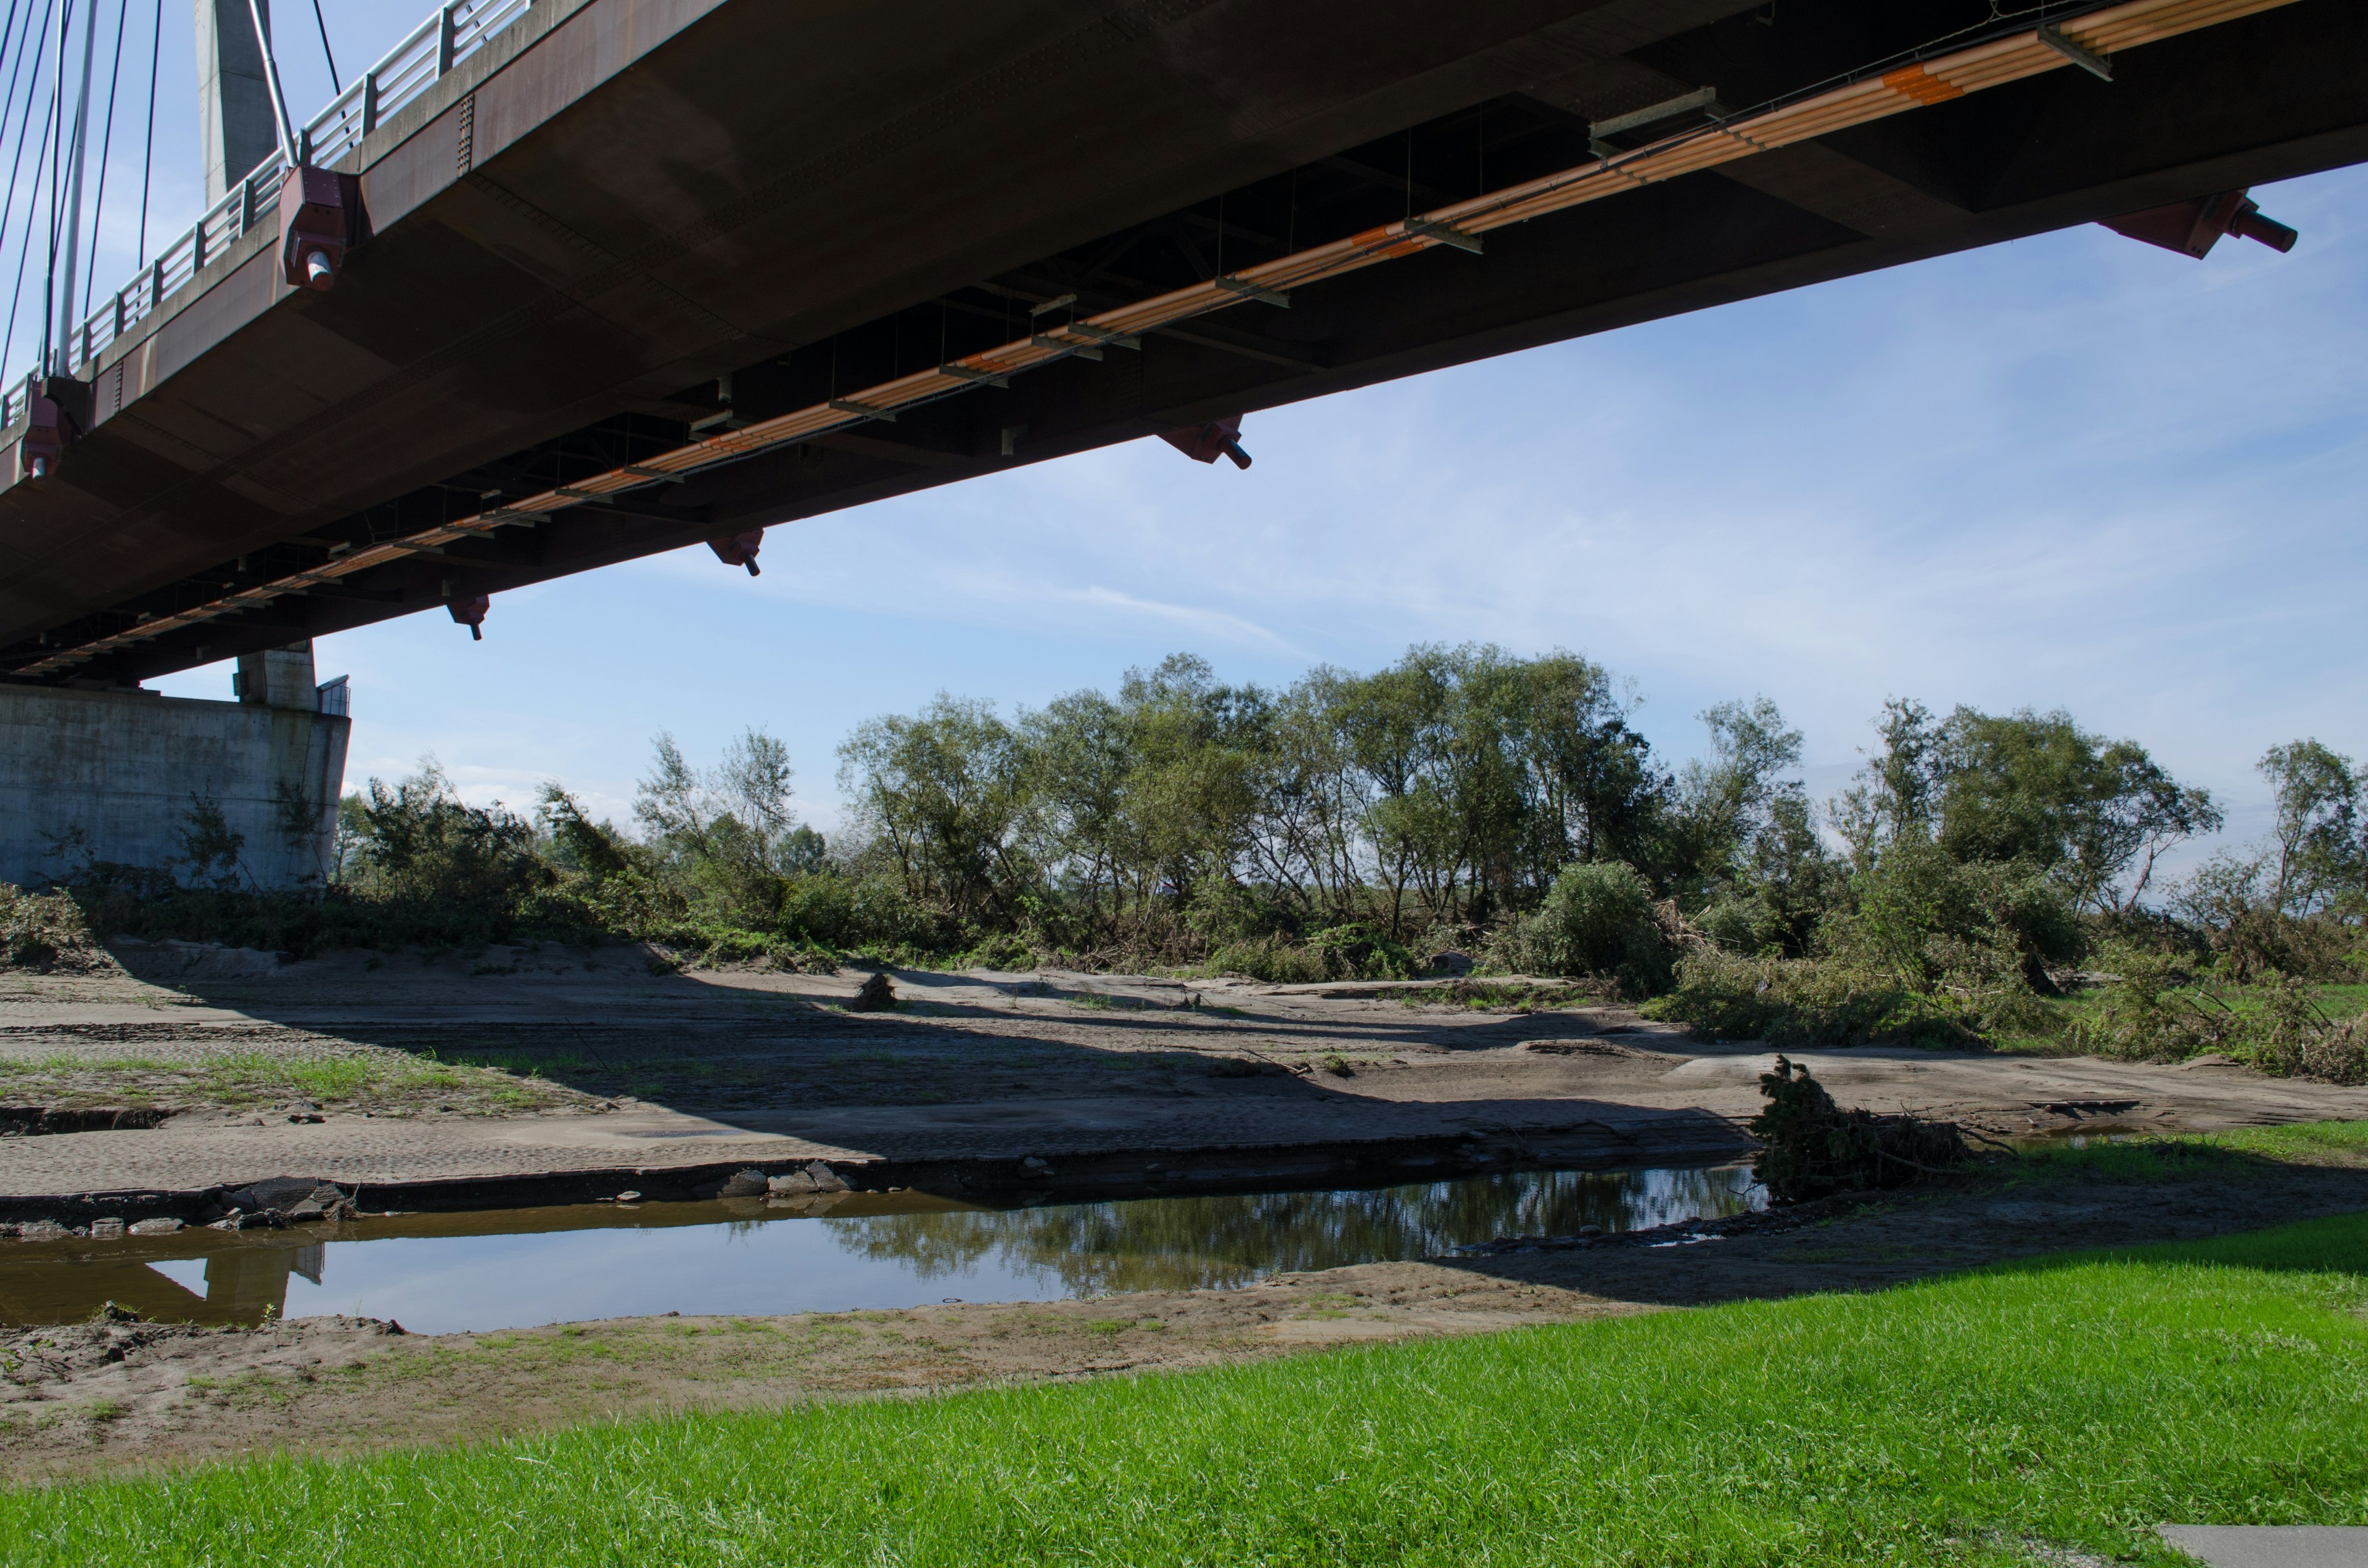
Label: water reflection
xmin=832 ymin=1165 xmax=1761 ymax=1295
xmin=0 ymin=1164 xmax=1761 ymax=1334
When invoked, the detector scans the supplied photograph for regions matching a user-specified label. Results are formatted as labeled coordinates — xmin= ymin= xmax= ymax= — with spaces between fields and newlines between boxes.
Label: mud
xmin=0 ymin=943 xmax=2364 ymax=1213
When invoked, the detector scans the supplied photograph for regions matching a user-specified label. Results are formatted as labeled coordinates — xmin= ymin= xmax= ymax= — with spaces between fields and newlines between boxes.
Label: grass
xmin=0 ymin=1047 xmax=570 ymax=1112
xmin=1993 ymin=979 xmax=2368 ymax=1058
xmin=10 ymin=1213 xmax=2368 ymax=1564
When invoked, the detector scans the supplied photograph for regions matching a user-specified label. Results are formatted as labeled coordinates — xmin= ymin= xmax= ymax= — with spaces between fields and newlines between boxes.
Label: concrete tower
xmin=194 ymin=0 xmax=277 ymax=203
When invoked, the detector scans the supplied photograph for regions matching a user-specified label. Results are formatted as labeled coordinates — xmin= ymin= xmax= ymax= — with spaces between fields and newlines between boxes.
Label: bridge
xmin=0 ymin=0 xmax=2356 ymax=884
xmin=0 ymin=0 xmax=2353 ymax=691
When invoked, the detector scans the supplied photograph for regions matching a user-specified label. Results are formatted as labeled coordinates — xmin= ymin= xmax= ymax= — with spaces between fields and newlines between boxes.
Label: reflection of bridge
xmin=0 ymin=0 xmax=2356 ymax=688
xmin=0 ymin=1238 xmax=319 ymax=1327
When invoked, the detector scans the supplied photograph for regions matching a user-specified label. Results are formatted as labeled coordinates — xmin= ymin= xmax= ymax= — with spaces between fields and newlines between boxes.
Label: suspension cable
xmin=131 ymin=0 xmax=150 ymax=263
xmin=310 ymin=0 xmax=337 ymax=93
xmin=11 ymin=25 xmax=56 ymax=377
xmin=38 ymin=0 xmax=63 ymax=369
xmin=52 ymin=0 xmax=95 ymax=367
xmin=77 ymin=0 xmax=126 ymax=319
xmin=0 ymin=0 xmax=54 ymax=377
xmin=0 ymin=0 xmax=28 ymax=113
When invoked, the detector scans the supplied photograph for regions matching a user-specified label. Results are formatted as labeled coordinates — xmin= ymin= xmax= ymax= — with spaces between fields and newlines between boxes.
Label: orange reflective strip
xmin=1881 ymin=64 xmax=1966 ymax=105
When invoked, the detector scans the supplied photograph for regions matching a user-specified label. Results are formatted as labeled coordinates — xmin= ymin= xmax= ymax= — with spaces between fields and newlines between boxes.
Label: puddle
xmin=0 ymin=1164 xmax=1763 ymax=1334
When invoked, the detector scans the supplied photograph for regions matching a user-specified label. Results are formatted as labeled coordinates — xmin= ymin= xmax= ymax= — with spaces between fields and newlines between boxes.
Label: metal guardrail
xmin=1 ymin=0 xmax=536 ymax=427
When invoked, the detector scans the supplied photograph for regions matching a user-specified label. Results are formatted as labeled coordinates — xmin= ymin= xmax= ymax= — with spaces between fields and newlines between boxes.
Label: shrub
xmin=1305 ymin=923 xmax=1415 ymax=981
xmin=0 ymin=884 xmax=104 ymax=972
xmin=2065 ymin=959 xmax=2368 ymax=1082
xmin=1508 ymin=861 xmax=1673 ymax=997
xmin=1695 ymin=893 xmax=1786 ymax=957
xmin=1642 ymin=946 xmax=2040 ymax=1049
xmin=1201 ymin=936 xmax=1328 ymax=984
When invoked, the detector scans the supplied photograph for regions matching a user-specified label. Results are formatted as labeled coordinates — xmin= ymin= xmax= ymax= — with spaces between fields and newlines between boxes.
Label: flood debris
xmin=205 ymin=1178 xmax=361 ymax=1229
xmin=1749 ymin=1054 xmax=1970 ymax=1202
xmin=849 ymin=972 xmax=897 ymax=1011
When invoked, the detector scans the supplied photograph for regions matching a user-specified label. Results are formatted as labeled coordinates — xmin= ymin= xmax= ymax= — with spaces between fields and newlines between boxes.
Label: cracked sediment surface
xmin=1 ymin=943 xmax=2365 ymax=1208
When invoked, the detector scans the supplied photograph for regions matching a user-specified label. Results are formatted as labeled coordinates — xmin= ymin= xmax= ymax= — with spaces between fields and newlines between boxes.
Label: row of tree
xmin=466 ymin=644 xmax=2362 ymax=979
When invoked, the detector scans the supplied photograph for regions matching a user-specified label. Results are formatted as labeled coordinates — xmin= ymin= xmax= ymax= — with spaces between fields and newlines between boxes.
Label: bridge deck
xmin=2 ymin=0 xmax=2362 ymax=684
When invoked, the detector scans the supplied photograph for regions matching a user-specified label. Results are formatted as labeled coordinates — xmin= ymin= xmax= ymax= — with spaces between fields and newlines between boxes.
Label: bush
xmin=1201 ymin=935 xmax=1328 ymax=984
xmin=1695 ymin=893 xmax=1786 ymax=957
xmin=2064 ymin=958 xmax=2368 ymax=1082
xmin=1305 ymin=923 xmax=1415 ymax=981
xmin=1507 ymin=861 xmax=1674 ymax=997
xmin=1642 ymin=945 xmax=2041 ymax=1049
xmin=0 ymin=884 xmax=103 ymax=972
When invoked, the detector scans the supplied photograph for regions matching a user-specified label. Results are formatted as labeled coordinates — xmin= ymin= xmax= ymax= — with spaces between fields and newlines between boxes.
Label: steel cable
xmin=3 ymin=2 xmax=57 ymax=380
xmin=37 ymin=0 xmax=63 ymax=367
xmin=131 ymin=0 xmax=150 ymax=263
xmin=310 ymin=0 xmax=337 ymax=92
xmin=0 ymin=0 xmax=54 ymax=376
xmin=77 ymin=0 xmax=127 ymax=319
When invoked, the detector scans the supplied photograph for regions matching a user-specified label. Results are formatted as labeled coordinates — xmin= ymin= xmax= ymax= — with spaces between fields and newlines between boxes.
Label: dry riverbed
xmin=4 ymin=942 xmax=2366 ymax=1207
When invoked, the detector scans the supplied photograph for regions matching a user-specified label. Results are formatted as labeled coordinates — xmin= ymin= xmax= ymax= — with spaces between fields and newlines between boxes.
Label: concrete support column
xmin=234 ymin=639 xmax=316 ymax=710
xmin=194 ymin=0 xmax=277 ymax=205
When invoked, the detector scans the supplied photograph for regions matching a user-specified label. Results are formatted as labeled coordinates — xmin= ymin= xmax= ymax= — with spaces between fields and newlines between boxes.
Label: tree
xmin=2258 ymin=740 xmax=2362 ymax=916
xmin=1931 ymin=708 xmax=2219 ymax=913
xmin=1833 ymin=700 xmax=2218 ymax=914
xmin=837 ymin=696 xmax=1033 ymax=922
xmin=1666 ymin=697 xmax=1805 ymax=901
xmin=1833 ymin=699 xmax=1943 ymax=865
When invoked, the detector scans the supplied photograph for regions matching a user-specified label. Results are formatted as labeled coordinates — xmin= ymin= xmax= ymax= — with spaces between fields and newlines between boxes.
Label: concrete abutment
xmin=0 ymin=645 xmax=349 ymax=888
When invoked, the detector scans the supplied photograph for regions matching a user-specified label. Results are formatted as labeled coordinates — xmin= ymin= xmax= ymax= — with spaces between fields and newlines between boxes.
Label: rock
xmin=128 ymin=1218 xmax=183 ymax=1236
xmin=1428 ymin=950 xmax=1476 ymax=977
xmin=849 ymin=972 xmax=897 ymax=1011
xmin=615 ymin=1190 xmax=643 ymax=1203
xmin=16 ymin=1220 xmax=69 ymax=1242
xmin=227 ymin=1176 xmax=335 ymax=1212
xmin=286 ymin=1199 xmax=326 ymax=1220
xmin=1021 ymin=1156 xmax=1048 ymax=1168
xmin=1578 ymin=1224 xmax=1603 ymax=1237
xmin=715 ymin=1168 xmax=768 ymax=1198
xmin=767 ymin=1162 xmax=850 ymax=1196
xmin=88 ymin=1218 xmax=125 ymax=1239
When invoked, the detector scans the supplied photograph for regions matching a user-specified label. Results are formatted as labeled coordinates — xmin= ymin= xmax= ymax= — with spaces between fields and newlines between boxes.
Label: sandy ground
xmin=2 ymin=943 xmax=2365 ymax=1205
xmin=3 ymin=1143 xmax=2363 ymax=1484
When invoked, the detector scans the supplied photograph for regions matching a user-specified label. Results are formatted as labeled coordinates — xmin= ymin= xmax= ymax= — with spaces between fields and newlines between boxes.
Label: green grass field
xmin=8 ymin=1209 xmax=2367 ymax=1566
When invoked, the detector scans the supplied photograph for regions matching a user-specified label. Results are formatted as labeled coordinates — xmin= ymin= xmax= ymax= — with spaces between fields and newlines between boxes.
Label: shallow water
xmin=0 ymin=1164 xmax=1763 ymax=1334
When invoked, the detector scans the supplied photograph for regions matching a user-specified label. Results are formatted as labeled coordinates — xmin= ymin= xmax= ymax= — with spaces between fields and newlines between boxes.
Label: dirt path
xmin=4 ymin=1145 xmax=2363 ymax=1484
xmin=2 ymin=944 xmax=2364 ymax=1211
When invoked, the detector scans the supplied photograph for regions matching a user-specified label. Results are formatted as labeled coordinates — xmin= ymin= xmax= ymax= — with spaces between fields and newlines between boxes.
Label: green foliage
xmin=2062 ymin=954 xmax=2368 ymax=1083
xmin=1643 ymin=946 xmax=2012 ymax=1049
xmin=1502 ymin=860 xmax=1672 ymax=996
xmin=0 ymin=884 xmax=100 ymax=972
xmin=13 ymin=1216 xmax=2368 ymax=1566
xmin=1834 ymin=699 xmax=2219 ymax=915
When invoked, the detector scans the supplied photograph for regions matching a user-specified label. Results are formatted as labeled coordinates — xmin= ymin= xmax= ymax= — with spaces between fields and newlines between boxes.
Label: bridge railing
xmin=1 ymin=0 xmax=541 ymax=427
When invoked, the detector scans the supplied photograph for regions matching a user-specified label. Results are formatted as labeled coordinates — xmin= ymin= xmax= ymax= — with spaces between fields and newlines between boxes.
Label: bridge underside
xmin=2 ymin=0 xmax=2363 ymax=686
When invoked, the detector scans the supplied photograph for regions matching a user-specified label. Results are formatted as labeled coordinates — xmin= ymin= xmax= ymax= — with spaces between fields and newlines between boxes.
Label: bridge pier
xmin=0 ymin=647 xmax=350 ymax=889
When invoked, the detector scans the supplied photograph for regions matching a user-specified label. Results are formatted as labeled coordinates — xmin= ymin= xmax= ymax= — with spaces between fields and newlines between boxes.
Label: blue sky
xmin=34 ymin=4 xmax=2364 ymax=871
